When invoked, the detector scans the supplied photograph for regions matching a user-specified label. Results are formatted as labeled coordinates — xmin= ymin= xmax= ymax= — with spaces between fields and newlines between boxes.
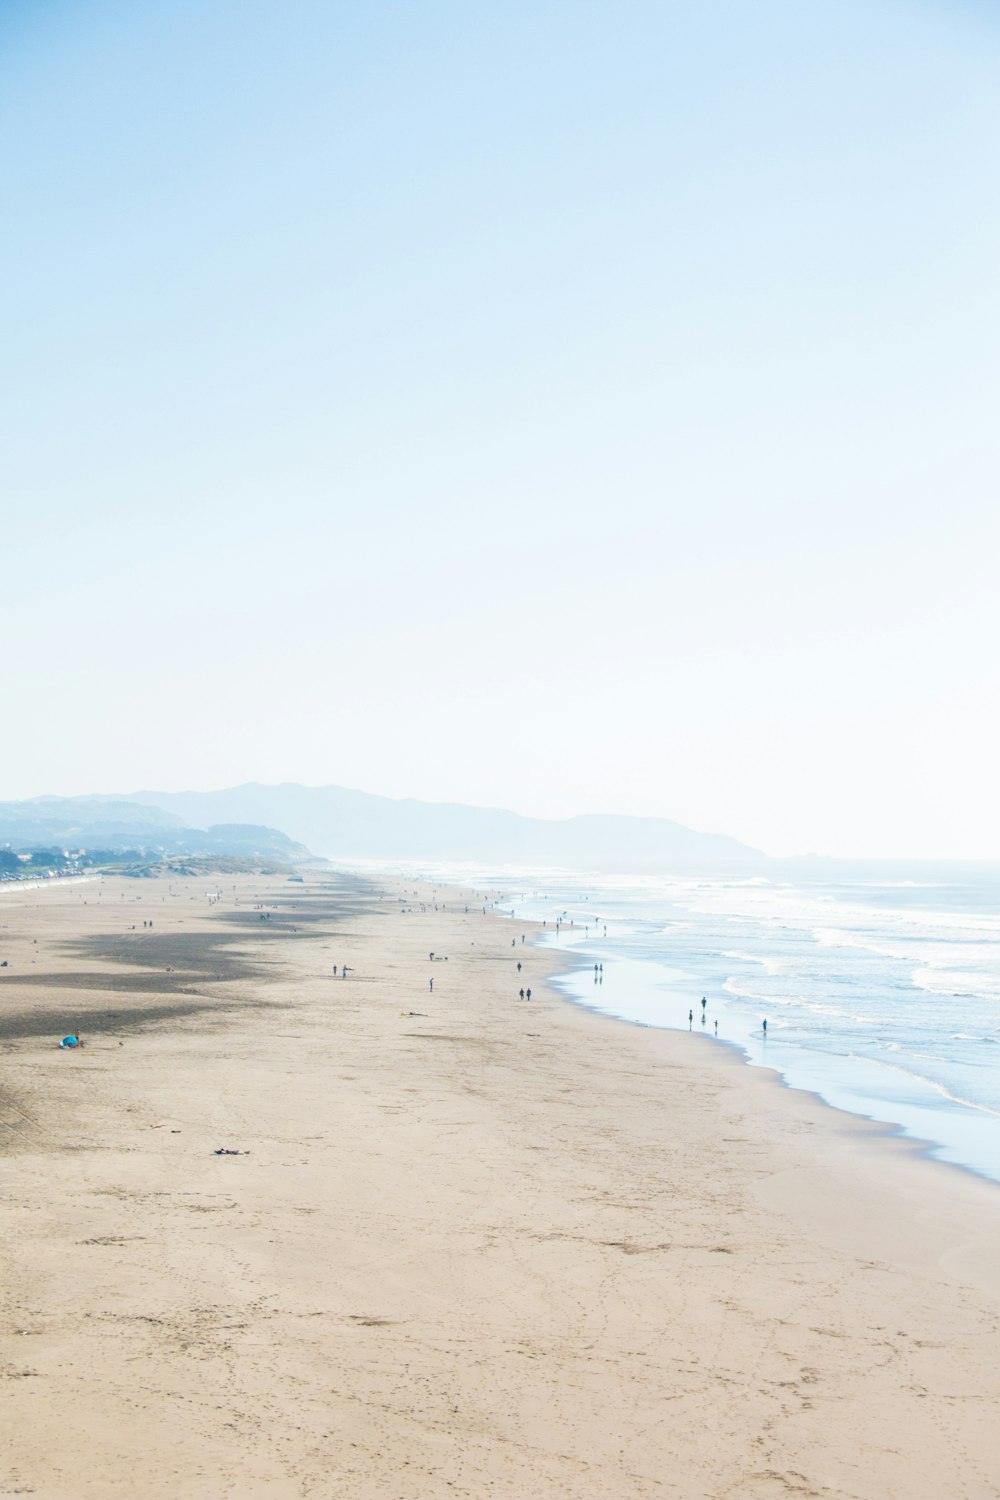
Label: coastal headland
xmin=2 ymin=872 xmax=999 ymax=1499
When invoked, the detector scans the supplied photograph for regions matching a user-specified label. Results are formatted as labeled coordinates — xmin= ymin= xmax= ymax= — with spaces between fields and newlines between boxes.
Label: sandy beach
xmin=2 ymin=870 xmax=999 ymax=1500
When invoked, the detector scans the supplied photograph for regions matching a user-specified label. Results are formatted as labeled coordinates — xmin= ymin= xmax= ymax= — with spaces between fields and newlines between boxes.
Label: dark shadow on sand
xmin=0 ymin=876 xmax=379 ymax=1043
xmin=0 ymin=996 xmax=282 ymax=1043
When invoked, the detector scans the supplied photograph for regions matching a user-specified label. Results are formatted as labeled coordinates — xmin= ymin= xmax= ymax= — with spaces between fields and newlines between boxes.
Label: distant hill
xmin=128 ymin=783 xmax=763 ymax=870
xmin=0 ymin=797 xmax=310 ymax=862
xmin=0 ymin=796 xmax=182 ymax=848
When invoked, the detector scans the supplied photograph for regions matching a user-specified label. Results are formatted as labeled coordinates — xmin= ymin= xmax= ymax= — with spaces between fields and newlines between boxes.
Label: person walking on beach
xmin=517 ymin=961 xmax=522 ymax=972
xmin=526 ymin=988 xmax=531 ymax=1000
xmin=688 ymin=1009 xmax=693 ymax=1028
xmin=429 ymin=977 xmax=433 ymax=992
xmin=519 ymin=988 xmax=525 ymax=1000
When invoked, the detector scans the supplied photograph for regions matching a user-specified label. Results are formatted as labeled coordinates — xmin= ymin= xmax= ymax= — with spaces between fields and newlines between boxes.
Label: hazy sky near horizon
xmin=3 ymin=0 xmax=999 ymax=858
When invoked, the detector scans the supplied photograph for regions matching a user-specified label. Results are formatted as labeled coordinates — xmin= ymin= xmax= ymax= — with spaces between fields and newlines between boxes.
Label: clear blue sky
xmin=3 ymin=0 xmax=999 ymax=856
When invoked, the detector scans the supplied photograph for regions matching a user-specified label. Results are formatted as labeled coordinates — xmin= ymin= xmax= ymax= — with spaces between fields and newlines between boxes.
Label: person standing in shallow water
xmin=762 ymin=1018 xmax=767 ymax=1035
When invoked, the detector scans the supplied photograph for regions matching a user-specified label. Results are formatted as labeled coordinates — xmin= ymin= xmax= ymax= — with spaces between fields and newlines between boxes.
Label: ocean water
xmin=373 ymin=861 xmax=1000 ymax=1187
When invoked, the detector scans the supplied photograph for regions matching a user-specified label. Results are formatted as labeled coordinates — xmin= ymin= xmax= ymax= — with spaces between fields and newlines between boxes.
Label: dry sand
xmin=1 ymin=871 xmax=999 ymax=1500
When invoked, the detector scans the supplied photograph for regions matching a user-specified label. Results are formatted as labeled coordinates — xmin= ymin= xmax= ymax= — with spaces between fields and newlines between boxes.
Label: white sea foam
xmin=858 ymin=1055 xmax=1000 ymax=1120
xmin=721 ymin=949 xmax=790 ymax=976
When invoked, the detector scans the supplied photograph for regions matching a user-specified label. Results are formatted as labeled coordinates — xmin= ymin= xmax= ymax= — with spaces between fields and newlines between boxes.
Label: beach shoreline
xmin=2 ymin=870 xmax=999 ymax=1498
xmin=466 ymin=865 xmax=1000 ymax=1191
xmin=547 ymin=945 xmax=1000 ymax=1199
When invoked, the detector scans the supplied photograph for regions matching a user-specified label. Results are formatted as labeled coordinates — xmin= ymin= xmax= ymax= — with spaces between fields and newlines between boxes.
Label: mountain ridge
xmin=126 ymin=781 xmax=762 ymax=870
